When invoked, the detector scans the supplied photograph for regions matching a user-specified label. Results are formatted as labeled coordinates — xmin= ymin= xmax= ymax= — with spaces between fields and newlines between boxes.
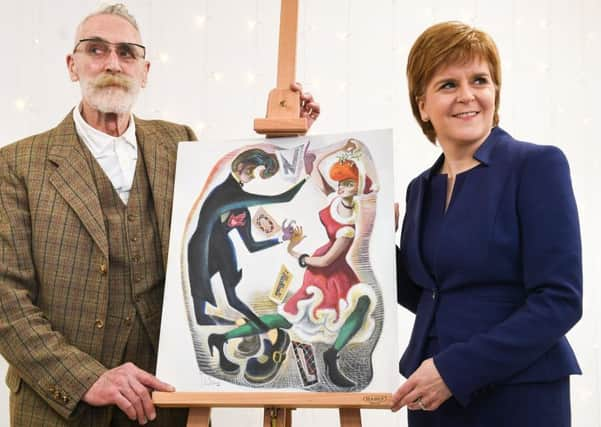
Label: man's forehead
xmin=77 ymin=14 xmax=141 ymax=44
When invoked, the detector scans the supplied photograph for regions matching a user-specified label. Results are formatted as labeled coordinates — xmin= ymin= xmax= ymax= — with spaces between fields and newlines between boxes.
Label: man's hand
xmin=291 ymin=82 xmax=320 ymax=128
xmin=83 ymin=362 xmax=175 ymax=425
xmin=391 ymin=358 xmax=452 ymax=413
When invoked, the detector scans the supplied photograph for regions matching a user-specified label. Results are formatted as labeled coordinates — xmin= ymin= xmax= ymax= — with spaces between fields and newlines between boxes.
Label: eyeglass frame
xmin=72 ymin=37 xmax=147 ymax=61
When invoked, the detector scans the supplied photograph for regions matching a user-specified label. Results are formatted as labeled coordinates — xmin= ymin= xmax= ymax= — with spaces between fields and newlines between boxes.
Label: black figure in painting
xmin=187 ymin=148 xmax=307 ymax=334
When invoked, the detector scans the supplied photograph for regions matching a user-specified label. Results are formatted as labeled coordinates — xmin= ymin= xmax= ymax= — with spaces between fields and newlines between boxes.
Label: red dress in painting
xmin=283 ymin=197 xmax=358 ymax=319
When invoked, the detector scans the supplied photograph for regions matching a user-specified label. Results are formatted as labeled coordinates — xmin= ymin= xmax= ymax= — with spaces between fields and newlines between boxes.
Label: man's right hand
xmin=82 ymin=362 xmax=175 ymax=425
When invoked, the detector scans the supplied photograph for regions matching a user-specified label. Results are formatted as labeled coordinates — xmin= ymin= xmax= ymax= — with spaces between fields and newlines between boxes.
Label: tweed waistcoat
xmin=84 ymin=144 xmax=164 ymax=373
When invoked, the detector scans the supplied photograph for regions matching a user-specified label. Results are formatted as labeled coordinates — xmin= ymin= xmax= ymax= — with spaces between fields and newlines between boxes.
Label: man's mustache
xmin=92 ymin=74 xmax=133 ymax=90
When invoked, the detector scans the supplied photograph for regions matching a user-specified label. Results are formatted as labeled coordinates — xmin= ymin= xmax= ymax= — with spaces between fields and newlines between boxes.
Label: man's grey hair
xmin=76 ymin=3 xmax=141 ymax=42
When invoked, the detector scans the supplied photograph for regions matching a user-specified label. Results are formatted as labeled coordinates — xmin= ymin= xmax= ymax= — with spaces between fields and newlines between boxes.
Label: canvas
xmin=156 ymin=130 xmax=398 ymax=393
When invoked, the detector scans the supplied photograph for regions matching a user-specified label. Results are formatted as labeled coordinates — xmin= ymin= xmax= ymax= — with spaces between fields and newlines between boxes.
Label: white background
xmin=1 ymin=1 xmax=599 ymax=426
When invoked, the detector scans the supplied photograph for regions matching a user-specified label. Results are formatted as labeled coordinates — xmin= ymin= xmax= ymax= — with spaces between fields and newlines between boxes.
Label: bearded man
xmin=0 ymin=4 xmax=319 ymax=427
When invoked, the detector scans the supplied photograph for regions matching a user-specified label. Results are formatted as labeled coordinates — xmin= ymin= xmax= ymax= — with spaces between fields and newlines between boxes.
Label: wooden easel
xmin=154 ymin=0 xmax=392 ymax=424
xmin=154 ymin=391 xmax=392 ymax=426
xmin=253 ymin=0 xmax=308 ymax=136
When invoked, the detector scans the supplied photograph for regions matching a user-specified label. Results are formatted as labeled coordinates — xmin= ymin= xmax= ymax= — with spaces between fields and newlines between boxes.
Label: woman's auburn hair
xmin=406 ymin=21 xmax=502 ymax=143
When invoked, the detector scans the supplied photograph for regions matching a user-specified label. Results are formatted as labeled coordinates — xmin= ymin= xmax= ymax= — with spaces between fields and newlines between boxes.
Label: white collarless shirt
xmin=73 ymin=106 xmax=138 ymax=204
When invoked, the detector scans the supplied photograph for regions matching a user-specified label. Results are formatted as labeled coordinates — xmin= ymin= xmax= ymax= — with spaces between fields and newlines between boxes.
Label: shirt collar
xmin=72 ymin=105 xmax=137 ymax=156
xmin=426 ymin=127 xmax=500 ymax=180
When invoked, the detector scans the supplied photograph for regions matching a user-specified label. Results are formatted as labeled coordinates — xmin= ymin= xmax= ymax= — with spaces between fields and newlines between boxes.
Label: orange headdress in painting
xmin=329 ymin=159 xmax=373 ymax=193
xmin=329 ymin=160 xmax=359 ymax=183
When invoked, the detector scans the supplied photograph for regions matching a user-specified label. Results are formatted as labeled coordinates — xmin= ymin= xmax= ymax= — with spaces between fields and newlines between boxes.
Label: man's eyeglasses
xmin=73 ymin=38 xmax=146 ymax=62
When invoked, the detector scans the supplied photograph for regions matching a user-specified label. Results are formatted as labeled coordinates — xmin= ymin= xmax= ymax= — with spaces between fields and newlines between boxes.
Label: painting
xmin=156 ymin=130 xmax=398 ymax=393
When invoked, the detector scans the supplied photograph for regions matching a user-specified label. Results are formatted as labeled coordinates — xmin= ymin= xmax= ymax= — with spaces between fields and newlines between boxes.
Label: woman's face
xmin=338 ymin=179 xmax=358 ymax=198
xmin=418 ymin=58 xmax=495 ymax=149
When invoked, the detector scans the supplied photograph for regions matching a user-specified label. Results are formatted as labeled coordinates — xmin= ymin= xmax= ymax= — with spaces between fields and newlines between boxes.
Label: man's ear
xmin=141 ymin=60 xmax=150 ymax=88
xmin=66 ymin=54 xmax=79 ymax=82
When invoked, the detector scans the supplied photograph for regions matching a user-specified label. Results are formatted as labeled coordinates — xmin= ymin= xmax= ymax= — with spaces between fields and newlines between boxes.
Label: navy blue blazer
xmin=397 ymin=127 xmax=582 ymax=406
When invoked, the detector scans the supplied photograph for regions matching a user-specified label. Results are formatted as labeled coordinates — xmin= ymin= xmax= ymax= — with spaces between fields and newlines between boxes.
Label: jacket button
xmin=99 ymin=263 xmax=107 ymax=275
xmin=124 ymin=316 xmax=132 ymax=325
xmin=127 ymin=214 xmax=136 ymax=222
xmin=95 ymin=319 xmax=104 ymax=329
xmin=432 ymin=290 xmax=437 ymax=300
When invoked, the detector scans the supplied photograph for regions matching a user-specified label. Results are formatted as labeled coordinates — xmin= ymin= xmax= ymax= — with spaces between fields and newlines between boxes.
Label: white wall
xmin=1 ymin=1 xmax=599 ymax=426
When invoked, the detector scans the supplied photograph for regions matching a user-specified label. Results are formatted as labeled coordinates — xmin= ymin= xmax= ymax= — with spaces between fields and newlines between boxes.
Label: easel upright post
xmin=254 ymin=0 xmax=309 ymax=136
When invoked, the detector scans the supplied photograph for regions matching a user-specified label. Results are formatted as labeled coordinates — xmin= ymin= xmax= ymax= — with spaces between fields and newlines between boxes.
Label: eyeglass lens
xmin=79 ymin=39 xmax=145 ymax=61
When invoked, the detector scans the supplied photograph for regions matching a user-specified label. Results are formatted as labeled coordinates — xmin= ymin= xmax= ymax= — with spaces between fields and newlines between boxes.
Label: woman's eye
xmin=440 ymin=81 xmax=455 ymax=90
xmin=474 ymin=76 xmax=489 ymax=85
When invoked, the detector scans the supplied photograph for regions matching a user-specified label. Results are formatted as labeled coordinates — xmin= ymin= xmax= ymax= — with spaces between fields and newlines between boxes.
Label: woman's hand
xmin=391 ymin=358 xmax=452 ymax=412
xmin=287 ymin=226 xmax=305 ymax=252
xmin=343 ymin=139 xmax=358 ymax=152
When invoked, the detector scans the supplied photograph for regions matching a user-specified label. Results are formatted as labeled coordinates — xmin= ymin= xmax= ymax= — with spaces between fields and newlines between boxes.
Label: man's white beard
xmin=80 ymin=74 xmax=140 ymax=114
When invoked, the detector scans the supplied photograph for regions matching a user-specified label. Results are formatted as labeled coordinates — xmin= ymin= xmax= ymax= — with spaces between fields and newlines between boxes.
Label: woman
xmin=208 ymin=140 xmax=376 ymax=387
xmin=392 ymin=22 xmax=582 ymax=426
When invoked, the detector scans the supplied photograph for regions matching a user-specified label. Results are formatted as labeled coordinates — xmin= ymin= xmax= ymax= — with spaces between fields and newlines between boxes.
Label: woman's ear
xmin=417 ymin=96 xmax=429 ymax=122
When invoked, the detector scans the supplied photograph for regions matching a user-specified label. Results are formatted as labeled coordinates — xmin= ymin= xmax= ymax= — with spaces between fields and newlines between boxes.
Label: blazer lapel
xmin=405 ymin=175 xmax=437 ymax=289
xmin=136 ymin=120 xmax=176 ymax=268
xmin=48 ymin=114 xmax=108 ymax=257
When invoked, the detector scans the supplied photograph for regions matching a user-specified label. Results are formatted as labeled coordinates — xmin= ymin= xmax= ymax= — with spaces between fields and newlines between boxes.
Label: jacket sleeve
xmin=433 ymin=146 xmax=583 ymax=406
xmin=397 ymin=181 xmax=422 ymax=313
xmin=0 ymin=154 xmax=106 ymax=420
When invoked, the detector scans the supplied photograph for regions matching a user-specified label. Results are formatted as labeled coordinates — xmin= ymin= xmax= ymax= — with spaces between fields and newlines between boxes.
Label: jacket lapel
xmin=48 ymin=114 xmax=108 ymax=257
xmin=136 ymin=119 xmax=176 ymax=268
xmin=405 ymin=175 xmax=437 ymax=290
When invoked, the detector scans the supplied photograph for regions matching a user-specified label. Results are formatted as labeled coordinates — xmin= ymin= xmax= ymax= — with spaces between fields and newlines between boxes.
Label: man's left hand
xmin=291 ymin=82 xmax=320 ymax=128
xmin=391 ymin=358 xmax=452 ymax=412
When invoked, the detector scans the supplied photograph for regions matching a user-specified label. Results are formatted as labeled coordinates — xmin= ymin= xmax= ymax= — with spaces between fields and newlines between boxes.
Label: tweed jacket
xmin=0 ymin=112 xmax=195 ymax=422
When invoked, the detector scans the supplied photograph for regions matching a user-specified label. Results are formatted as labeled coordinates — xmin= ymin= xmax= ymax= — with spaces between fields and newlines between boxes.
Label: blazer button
xmin=95 ymin=319 xmax=104 ymax=329
xmin=99 ymin=263 xmax=107 ymax=275
xmin=432 ymin=290 xmax=437 ymax=300
xmin=127 ymin=214 xmax=136 ymax=222
xmin=124 ymin=315 xmax=132 ymax=325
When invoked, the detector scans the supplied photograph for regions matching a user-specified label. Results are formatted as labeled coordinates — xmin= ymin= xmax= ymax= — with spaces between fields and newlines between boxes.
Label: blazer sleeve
xmin=433 ymin=145 xmax=583 ymax=406
xmin=0 ymin=154 xmax=106 ymax=420
xmin=397 ymin=181 xmax=422 ymax=313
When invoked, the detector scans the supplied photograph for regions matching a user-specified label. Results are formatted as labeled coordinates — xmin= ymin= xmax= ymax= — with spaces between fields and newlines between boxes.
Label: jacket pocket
xmin=5 ymin=366 xmax=22 ymax=393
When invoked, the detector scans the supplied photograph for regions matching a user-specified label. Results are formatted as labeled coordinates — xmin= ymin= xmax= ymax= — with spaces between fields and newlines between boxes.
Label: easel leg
xmin=285 ymin=408 xmax=292 ymax=427
xmin=186 ymin=407 xmax=211 ymax=427
xmin=263 ymin=407 xmax=291 ymax=427
xmin=339 ymin=408 xmax=361 ymax=427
